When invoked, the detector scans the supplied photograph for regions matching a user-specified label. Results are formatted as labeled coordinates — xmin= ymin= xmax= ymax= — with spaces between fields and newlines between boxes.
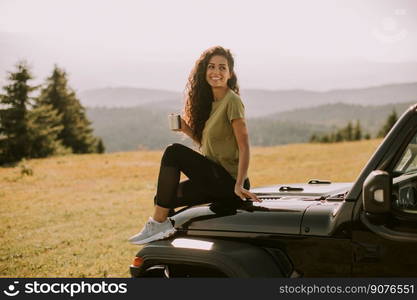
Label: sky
xmin=1 ymin=0 xmax=417 ymax=92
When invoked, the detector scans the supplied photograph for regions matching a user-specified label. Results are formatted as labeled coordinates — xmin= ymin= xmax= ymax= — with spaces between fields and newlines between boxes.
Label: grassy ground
xmin=0 ymin=139 xmax=381 ymax=277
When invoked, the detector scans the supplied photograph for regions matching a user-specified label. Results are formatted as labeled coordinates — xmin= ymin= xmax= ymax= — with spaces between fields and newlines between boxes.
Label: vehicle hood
xmin=251 ymin=182 xmax=352 ymax=197
xmin=171 ymin=182 xmax=353 ymax=236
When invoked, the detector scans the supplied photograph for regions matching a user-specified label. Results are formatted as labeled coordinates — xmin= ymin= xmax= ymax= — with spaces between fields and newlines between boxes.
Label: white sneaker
xmin=128 ymin=217 xmax=176 ymax=245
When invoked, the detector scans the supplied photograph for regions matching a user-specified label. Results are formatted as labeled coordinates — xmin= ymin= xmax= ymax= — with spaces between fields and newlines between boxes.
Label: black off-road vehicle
xmin=130 ymin=103 xmax=417 ymax=277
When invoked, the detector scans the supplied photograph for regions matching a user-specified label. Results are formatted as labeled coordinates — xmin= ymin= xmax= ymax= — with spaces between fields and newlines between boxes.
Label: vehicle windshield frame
xmin=393 ymin=132 xmax=417 ymax=176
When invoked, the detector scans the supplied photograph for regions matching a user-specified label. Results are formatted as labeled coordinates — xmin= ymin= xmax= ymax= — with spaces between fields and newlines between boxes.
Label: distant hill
xmin=247 ymin=119 xmax=330 ymax=146
xmin=241 ymin=82 xmax=417 ymax=117
xmin=86 ymin=106 xmax=332 ymax=152
xmin=86 ymin=101 xmax=416 ymax=152
xmin=267 ymin=102 xmax=416 ymax=135
xmin=85 ymin=106 xmax=194 ymax=152
xmin=82 ymin=83 xmax=417 ymax=152
xmin=79 ymin=82 xmax=417 ymax=118
xmin=83 ymin=106 xmax=330 ymax=152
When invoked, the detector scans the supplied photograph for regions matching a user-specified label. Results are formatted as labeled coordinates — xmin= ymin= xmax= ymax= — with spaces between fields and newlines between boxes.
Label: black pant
xmin=154 ymin=143 xmax=250 ymax=210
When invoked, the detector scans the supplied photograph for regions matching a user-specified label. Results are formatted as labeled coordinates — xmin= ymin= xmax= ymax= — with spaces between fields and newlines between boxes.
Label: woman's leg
xmin=151 ymin=144 xmax=182 ymax=221
xmin=170 ymin=180 xmax=212 ymax=208
xmin=129 ymin=143 xmax=249 ymax=244
xmin=152 ymin=143 xmax=247 ymax=221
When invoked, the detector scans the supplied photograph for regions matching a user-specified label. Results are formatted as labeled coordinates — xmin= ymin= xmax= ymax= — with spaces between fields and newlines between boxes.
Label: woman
xmin=129 ymin=46 xmax=260 ymax=245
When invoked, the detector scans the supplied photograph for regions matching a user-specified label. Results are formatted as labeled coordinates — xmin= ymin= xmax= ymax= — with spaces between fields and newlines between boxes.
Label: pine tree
xmin=25 ymin=103 xmax=68 ymax=158
xmin=377 ymin=110 xmax=398 ymax=138
xmin=353 ymin=120 xmax=362 ymax=141
xmin=97 ymin=138 xmax=105 ymax=153
xmin=335 ymin=131 xmax=343 ymax=142
xmin=320 ymin=135 xmax=330 ymax=143
xmin=309 ymin=134 xmax=318 ymax=143
xmin=0 ymin=61 xmax=37 ymax=163
xmin=330 ymin=131 xmax=336 ymax=143
xmin=38 ymin=66 xmax=99 ymax=153
xmin=343 ymin=121 xmax=353 ymax=141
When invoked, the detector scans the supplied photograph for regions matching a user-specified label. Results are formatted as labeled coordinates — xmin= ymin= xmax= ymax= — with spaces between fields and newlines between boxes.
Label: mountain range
xmin=85 ymin=100 xmax=416 ymax=152
xmin=79 ymin=82 xmax=417 ymax=118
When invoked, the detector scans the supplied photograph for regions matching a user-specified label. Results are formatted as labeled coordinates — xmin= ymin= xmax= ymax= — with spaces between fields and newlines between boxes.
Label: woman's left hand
xmin=234 ymin=184 xmax=262 ymax=202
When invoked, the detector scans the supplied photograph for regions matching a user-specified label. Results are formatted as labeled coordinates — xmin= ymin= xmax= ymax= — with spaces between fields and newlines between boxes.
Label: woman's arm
xmin=231 ymin=118 xmax=261 ymax=202
xmin=174 ymin=117 xmax=201 ymax=145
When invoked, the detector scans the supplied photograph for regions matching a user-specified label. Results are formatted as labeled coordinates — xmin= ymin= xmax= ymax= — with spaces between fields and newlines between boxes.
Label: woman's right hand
xmin=234 ymin=184 xmax=262 ymax=202
xmin=176 ymin=117 xmax=201 ymax=145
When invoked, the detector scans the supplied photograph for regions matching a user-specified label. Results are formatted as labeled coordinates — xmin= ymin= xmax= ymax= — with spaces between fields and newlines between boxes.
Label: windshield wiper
xmin=404 ymin=168 xmax=417 ymax=175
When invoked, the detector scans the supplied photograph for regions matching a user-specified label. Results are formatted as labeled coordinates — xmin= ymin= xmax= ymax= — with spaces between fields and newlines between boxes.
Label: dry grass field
xmin=0 ymin=139 xmax=381 ymax=277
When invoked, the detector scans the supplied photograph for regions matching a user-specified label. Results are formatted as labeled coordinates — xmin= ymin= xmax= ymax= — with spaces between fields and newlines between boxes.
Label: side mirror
xmin=363 ymin=170 xmax=391 ymax=214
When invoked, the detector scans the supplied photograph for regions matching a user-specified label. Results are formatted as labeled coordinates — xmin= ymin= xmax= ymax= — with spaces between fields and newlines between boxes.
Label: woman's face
xmin=205 ymin=55 xmax=231 ymax=89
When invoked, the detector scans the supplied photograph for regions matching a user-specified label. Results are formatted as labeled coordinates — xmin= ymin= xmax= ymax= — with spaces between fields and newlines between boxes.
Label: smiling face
xmin=205 ymin=55 xmax=231 ymax=89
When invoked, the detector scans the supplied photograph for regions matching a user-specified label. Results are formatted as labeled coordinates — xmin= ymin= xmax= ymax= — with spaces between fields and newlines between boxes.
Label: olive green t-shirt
xmin=201 ymin=89 xmax=245 ymax=179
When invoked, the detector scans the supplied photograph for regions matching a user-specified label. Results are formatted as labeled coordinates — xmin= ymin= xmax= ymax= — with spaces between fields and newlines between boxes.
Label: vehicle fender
xmin=133 ymin=237 xmax=290 ymax=277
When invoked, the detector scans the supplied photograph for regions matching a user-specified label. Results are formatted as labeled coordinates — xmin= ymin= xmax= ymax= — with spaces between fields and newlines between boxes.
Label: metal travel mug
xmin=168 ymin=113 xmax=181 ymax=130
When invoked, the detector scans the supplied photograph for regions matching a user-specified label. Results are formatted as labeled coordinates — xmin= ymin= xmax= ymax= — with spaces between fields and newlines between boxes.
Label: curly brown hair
xmin=184 ymin=46 xmax=239 ymax=145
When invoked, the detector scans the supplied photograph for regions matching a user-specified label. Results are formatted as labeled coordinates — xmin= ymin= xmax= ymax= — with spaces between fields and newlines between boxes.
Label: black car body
xmin=130 ymin=103 xmax=417 ymax=277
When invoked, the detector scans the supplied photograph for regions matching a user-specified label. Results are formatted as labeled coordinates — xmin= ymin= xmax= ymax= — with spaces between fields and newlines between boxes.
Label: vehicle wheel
xmin=141 ymin=265 xmax=169 ymax=278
